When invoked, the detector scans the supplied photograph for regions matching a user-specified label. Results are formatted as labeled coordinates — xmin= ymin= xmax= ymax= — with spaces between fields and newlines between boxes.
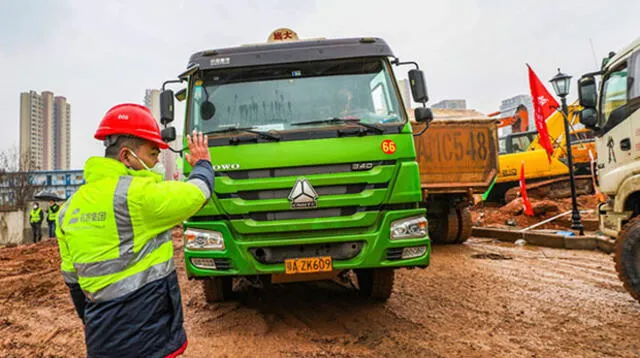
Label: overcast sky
xmin=1 ymin=0 xmax=638 ymax=169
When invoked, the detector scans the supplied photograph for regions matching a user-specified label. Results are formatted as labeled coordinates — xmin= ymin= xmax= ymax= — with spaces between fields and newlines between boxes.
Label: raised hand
xmin=185 ymin=130 xmax=211 ymax=167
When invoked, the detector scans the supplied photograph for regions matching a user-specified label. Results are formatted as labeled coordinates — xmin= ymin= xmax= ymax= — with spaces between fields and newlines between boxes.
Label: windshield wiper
xmin=207 ymin=126 xmax=280 ymax=141
xmin=291 ymin=117 xmax=384 ymax=134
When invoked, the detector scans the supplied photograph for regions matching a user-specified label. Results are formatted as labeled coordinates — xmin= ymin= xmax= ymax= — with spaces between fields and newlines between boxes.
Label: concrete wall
xmin=0 ymin=210 xmax=25 ymax=245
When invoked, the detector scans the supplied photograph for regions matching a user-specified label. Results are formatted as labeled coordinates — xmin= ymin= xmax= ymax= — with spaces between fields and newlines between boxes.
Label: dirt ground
xmin=1 ymin=235 xmax=639 ymax=358
xmin=471 ymin=194 xmax=601 ymax=231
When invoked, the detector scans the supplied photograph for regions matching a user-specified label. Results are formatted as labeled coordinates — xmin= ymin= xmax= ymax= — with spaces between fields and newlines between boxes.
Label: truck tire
xmin=202 ymin=276 xmax=235 ymax=303
xmin=429 ymin=210 xmax=459 ymax=244
xmin=615 ymin=216 xmax=640 ymax=303
xmin=456 ymin=207 xmax=473 ymax=244
xmin=355 ymin=268 xmax=395 ymax=301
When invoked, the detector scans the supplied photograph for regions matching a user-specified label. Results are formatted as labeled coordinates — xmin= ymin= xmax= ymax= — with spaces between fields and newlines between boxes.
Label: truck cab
xmin=579 ymin=38 xmax=640 ymax=236
xmin=160 ymin=31 xmax=433 ymax=302
xmin=578 ymin=37 xmax=640 ymax=302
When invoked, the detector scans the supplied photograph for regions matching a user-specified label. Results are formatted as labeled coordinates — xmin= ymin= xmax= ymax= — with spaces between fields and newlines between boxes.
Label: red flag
xmin=527 ymin=65 xmax=558 ymax=162
xmin=520 ymin=161 xmax=534 ymax=216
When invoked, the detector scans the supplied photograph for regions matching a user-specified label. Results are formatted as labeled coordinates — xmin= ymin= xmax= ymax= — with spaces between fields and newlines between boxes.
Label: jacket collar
xmin=84 ymin=157 xmax=162 ymax=183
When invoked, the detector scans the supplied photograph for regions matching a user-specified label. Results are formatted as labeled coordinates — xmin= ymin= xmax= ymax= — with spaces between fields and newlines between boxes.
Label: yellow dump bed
xmin=412 ymin=119 xmax=499 ymax=194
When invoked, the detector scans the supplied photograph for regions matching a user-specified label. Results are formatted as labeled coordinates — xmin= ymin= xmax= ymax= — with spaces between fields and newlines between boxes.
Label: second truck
xmin=412 ymin=117 xmax=499 ymax=244
xmin=578 ymin=37 xmax=640 ymax=303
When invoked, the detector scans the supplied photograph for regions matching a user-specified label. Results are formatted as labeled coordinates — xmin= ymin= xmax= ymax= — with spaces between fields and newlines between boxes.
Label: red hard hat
xmin=94 ymin=103 xmax=168 ymax=149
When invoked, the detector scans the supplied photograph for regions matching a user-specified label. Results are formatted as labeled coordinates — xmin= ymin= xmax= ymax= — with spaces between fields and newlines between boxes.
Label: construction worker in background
xmin=46 ymin=200 xmax=59 ymax=238
xmin=30 ymin=202 xmax=44 ymax=243
xmin=55 ymin=103 xmax=214 ymax=358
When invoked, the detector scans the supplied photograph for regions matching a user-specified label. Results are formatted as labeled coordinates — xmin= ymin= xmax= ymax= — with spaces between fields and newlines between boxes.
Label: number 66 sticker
xmin=381 ymin=139 xmax=396 ymax=154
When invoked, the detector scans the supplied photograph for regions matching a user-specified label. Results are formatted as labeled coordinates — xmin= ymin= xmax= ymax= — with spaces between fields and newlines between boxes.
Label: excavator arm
xmin=489 ymin=104 xmax=529 ymax=133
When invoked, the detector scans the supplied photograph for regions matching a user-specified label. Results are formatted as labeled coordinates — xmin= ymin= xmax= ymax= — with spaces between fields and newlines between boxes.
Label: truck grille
xmin=219 ymin=183 xmax=386 ymax=200
xmin=250 ymin=241 xmax=364 ymax=264
xmin=190 ymin=203 xmax=417 ymax=222
xmin=217 ymin=160 xmax=395 ymax=179
xmin=249 ymin=207 xmax=358 ymax=221
xmin=204 ymin=160 xmax=407 ymax=226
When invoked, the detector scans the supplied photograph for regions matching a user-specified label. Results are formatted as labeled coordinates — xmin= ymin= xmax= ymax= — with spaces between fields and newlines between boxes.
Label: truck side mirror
xmin=161 ymin=127 xmax=176 ymax=143
xmin=578 ymin=76 xmax=597 ymax=109
xmin=408 ymin=69 xmax=429 ymax=104
xmin=413 ymin=107 xmax=433 ymax=136
xmin=579 ymin=108 xmax=599 ymax=131
xmin=160 ymin=90 xmax=175 ymax=125
xmin=414 ymin=107 xmax=433 ymax=123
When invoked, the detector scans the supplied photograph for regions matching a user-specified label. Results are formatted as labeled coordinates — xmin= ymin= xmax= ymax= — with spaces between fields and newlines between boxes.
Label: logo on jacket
xmin=68 ymin=208 xmax=107 ymax=225
xmin=288 ymin=178 xmax=318 ymax=209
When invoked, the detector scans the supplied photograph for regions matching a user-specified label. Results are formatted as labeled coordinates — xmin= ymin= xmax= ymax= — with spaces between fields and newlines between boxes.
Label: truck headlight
xmin=390 ymin=216 xmax=427 ymax=240
xmin=184 ymin=229 xmax=225 ymax=250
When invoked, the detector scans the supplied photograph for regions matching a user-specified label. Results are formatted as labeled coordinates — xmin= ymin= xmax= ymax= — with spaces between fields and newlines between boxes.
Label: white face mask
xmin=127 ymin=150 xmax=166 ymax=179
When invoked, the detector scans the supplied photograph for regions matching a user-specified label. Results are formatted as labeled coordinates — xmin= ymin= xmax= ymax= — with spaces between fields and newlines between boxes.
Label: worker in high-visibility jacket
xmin=46 ymin=200 xmax=60 ymax=238
xmin=56 ymin=103 xmax=214 ymax=358
xmin=30 ymin=202 xmax=44 ymax=243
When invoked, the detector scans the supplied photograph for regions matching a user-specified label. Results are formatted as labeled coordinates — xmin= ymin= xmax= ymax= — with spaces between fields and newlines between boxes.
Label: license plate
xmin=284 ymin=256 xmax=332 ymax=274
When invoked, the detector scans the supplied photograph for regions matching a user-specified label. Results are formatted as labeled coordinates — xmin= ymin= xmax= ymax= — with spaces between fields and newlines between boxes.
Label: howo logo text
xmin=212 ymin=163 xmax=241 ymax=171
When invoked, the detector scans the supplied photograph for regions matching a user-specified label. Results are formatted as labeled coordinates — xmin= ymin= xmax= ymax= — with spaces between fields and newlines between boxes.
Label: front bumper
xmin=184 ymin=208 xmax=430 ymax=278
xmin=599 ymin=202 xmax=633 ymax=238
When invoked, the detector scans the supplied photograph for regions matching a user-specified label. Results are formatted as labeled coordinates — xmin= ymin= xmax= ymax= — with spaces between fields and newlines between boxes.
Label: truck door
xmin=629 ymin=50 xmax=640 ymax=162
xmin=597 ymin=60 xmax=632 ymax=193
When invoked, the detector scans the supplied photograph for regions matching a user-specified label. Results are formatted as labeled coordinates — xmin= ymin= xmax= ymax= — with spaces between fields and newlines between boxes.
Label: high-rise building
xmin=432 ymin=99 xmax=467 ymax=110
xmin=144 ymin=89 xmax=179 ymax=180
xmin=55 ymin=96 xmax=71 ymax=169
xmin=397 ymin=79 xmax=412 ymax=110
xmin=144 ymin=89 xmax=161 ymax=121
xmin=19 ymin=91 xmax=71 ymax=170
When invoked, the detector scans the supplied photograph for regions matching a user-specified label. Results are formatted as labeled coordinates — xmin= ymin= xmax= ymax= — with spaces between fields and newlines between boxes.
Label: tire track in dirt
xmin=2 ymin=236 xmax=640 ymax=357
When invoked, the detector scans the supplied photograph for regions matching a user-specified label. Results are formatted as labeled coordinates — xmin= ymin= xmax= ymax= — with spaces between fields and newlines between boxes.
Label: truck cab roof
xmin=187 ymin=37 xmax=395 ymax=72
xmin=604 ymin=36 xmax=640 ymax=72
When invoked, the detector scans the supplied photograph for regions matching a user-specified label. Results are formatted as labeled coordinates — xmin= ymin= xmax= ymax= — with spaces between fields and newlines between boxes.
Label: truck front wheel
xmin=355 ymin=268 xmax=395 ymax=301
xmin=202 ymin=276 xmax=235 ymax=303
xmin=616 ymin=216 xmax=640 ymax=303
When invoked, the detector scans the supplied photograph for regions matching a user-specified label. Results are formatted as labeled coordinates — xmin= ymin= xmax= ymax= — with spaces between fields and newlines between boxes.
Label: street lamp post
xmin=550 ymin=68 xmax=584 ymax=235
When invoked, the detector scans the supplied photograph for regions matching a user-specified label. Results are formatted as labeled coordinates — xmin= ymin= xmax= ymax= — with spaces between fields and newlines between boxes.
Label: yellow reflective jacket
xmin=56 ymin=157 xmax=211 ymax=301
xmin=30 ymin=208 xmax=43 ymax=223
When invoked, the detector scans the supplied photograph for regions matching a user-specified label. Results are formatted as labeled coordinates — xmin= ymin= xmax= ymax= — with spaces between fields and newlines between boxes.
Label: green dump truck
xmin=159 ymin=30 xmax=433 ymax=302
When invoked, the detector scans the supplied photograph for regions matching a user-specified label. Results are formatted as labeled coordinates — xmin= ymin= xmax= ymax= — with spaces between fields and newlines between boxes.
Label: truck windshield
xmin=188 ymin=58 xmax=405 ymax=134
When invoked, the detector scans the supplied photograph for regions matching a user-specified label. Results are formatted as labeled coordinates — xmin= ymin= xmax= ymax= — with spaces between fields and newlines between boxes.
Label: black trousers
xmin=31 ymin=222 xmax=42 ymax=243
